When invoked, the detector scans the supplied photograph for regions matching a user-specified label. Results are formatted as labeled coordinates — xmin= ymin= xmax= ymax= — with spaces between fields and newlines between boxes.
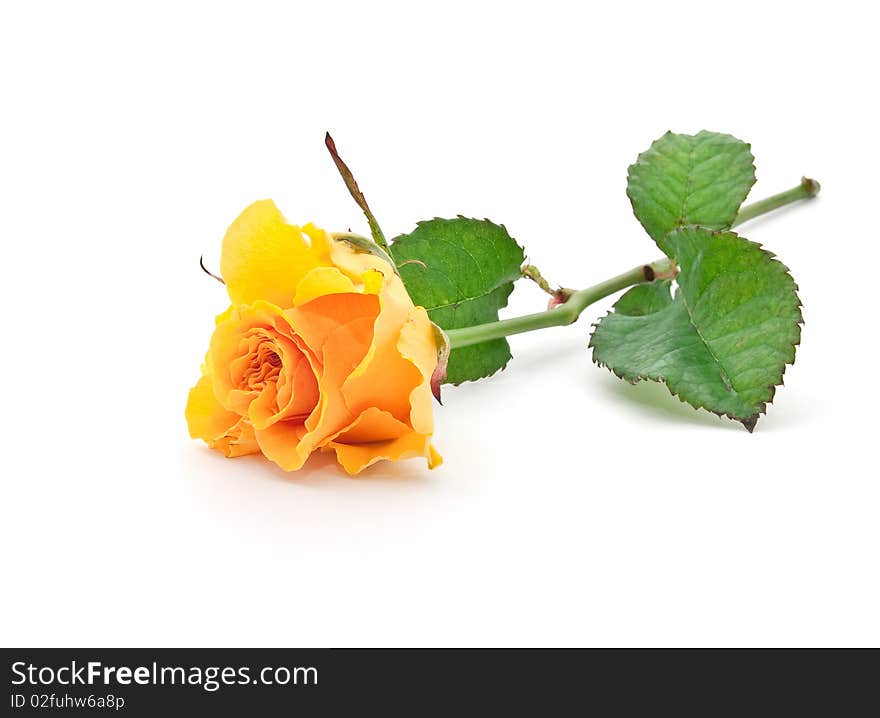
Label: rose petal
xmin=397 ymin=307 xmax=439 ymax=435
xmin=341 ymin=271 xmax=425 ymax=425
xmin=330 ymin=431 xmax=438 ymax=476
xmin=254 ymin=420 xmax=310 ymax=471
xmin=293 ymin=266 xmax=358 ymax=306
xmin=302 ymin=314 xmax=377 ymax=444
xmin=220 ymin=200 xmax=331 ymax=307
xmin=324 ymin=408 xmax=441 ymax=475
xmin=329 ymin=407 xmax=410 ymax=444
xmin=185 ymin=374 xmax=259 ymax=457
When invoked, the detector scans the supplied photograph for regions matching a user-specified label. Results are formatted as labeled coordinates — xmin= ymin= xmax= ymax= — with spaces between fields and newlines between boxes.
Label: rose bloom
xmin=185 ymin=200 xmax=441 ymax=475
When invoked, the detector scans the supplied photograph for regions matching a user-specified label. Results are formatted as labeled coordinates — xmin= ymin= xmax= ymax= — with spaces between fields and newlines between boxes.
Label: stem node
xmin=801 ymin=176 xmax=821 ymax=197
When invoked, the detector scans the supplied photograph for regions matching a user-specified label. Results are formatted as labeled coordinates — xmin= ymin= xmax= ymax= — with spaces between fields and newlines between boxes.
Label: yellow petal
xmin=214 ymin=421 xmax=260 ymax=458
xmin=302 ymin=313 xmax=377 ymax=447
xmin=428 ymin=444 xmax=443 ymax=469
xmin=331 ymin=431 xmax=435 ymax=475
xmin=207 ymin=301 xmax=323 ymax=431
xmin=397 ymin=307 xmax=438 ymax=436
xmin=220 ymin=200 xmax=330 ymax=307
xmin=215 ymin=305 xmax=235 ymax=325
xmin=249 ymin=293 xmax=382 ymax=470
xmin=301 ymin=222 xmax=332 ymax=256
xmin=208 ymin=312 xmax=261 ymax=414
xmin=186 ymin=374 xmax=237 ymax=441
xmin=293 ymin=266 xmax=358 ymax=307
xmin=285 ymin=293 xmax=380 ymax=449
xmin=185 ymin=374 xmax=259 ymax=457
xmin=254 ymin=420 xmax=310 ymax=471
xmin=330 ymin=407 xmax=410 ymax=443
xmin=327 ymin=235 xmax=396 ymax=282
xmin=285 ymin=292 xmax=380 ymax=358
xmin=361 ymin=268 xmax=384 ymax=295
xmin=325 ymin=408 xmax=439 ymax=475
xmin=341 ymin=270 xmax=425 ymax=426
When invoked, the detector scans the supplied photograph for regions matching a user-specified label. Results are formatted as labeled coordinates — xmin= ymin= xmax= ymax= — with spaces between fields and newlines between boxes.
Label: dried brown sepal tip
xmin=521 ymin=263 xmax=572 ymax=309
xmin=801 ymin=176 xmax=821 ymax=197
xmin=324 ymin=133 xmax=363 ymax=204
xmin=324 ymin=132 xmax=388 ymax=250
xmin=200 ymin=255 xmax=225 ymax=284
xmin=429 ymin=323 xmax=451 ymax=404
xmin=521 ymin=263 xmax=555 ymax=295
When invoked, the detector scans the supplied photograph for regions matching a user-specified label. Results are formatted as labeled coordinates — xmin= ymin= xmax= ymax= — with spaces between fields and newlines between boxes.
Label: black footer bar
xmin=3 ymin=648 xmax=877 ymax=715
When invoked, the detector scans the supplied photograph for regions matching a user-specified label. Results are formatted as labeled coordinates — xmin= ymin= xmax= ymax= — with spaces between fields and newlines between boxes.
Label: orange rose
xmin=185 ymin=200 xmax=441 ymax=475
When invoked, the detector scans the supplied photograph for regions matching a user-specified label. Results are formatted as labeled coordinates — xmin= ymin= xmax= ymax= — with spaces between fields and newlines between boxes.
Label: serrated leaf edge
xmin=588 ymin=230 xmax=803 ymax=432
xmin=626 ymin=130 xmax=757 ymax=251
xmin=446 ymin=350 xmax=512 ymax=386
xmin=392 ymin=216 xmax=524 ymax=386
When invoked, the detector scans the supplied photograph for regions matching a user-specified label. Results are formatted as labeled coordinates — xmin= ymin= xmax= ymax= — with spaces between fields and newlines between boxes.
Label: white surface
xmin=1 ymin=1 xmax=878 ymax=647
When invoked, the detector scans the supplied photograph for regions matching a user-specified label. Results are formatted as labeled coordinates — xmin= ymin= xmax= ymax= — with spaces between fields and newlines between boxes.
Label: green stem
xmin=447 ymin=259 xmax=675 ymax=349
xmin=732 ymin=177 xmax=820 ymax=227
xmin=445 ymin=179 xmax=819 ymax=350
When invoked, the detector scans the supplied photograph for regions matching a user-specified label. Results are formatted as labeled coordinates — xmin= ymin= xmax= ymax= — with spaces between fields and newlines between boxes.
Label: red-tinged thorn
xmin=431 ymin=378 xmax=443 ymax=405
xmin=430 ymin=346 xmax=449 ymax=405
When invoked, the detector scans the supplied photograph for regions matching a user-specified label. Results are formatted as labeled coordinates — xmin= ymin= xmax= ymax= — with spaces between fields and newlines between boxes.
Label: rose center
xmin=243 ymin=342 xmax=282 ymax=391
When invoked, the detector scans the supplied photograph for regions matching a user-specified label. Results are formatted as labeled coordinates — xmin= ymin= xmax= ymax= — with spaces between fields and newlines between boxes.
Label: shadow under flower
xmin=255 ymin=448 xmax=437 ymax=485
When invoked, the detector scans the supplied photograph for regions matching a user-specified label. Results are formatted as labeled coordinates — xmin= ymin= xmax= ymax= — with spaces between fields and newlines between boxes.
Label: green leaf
xmin=389 ymin=217 xmax=524 ymax=384
xmin=627 ymin=130 xmax=756 ymax=254
xmin=589 ymin=226 xmax=801 ymax=431
xmin=612 ymin=280 xmax=673 ymax=316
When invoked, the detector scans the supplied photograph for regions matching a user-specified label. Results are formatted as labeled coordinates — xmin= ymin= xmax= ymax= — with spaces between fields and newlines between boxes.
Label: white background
xmin=1 ymin=1 xmax=878 ymax=647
